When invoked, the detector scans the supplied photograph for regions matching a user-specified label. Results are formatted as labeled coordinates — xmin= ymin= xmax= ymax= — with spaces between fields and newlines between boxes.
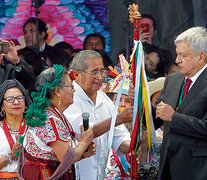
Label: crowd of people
xmin=0 ymin=15 xmax=207 ymax=180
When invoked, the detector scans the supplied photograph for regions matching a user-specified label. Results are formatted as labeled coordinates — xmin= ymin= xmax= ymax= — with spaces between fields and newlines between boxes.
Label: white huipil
xmin=0 ymin=123 xmax=18 ymax=172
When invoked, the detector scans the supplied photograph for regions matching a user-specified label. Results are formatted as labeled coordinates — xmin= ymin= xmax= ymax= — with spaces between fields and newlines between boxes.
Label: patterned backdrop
xmin=0 ymin=0 xmax=111 ymax=52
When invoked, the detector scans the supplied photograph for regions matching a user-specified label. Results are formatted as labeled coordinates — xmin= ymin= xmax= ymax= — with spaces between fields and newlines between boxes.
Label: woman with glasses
xmin=18 ymin=65 xmax=95 ymax=180
xmin=0 ymin=79 xmax=32 ymax=179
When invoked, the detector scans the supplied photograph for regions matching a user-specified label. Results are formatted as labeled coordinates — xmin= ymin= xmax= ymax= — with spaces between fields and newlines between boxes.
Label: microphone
xmin=82 ymin=112 xmax=90 ymax=131
xmin=82 ymin=112 xmax=90 ymax=151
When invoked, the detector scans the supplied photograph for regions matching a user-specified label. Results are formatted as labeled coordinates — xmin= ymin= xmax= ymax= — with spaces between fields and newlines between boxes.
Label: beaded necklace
xmin=5 ymin=120 xmax=24 ymax=132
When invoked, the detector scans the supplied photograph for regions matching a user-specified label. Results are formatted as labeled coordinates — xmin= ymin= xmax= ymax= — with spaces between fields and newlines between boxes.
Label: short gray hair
xmin=175 ymin=27 xmax=207 ymax=55
xmin=71 ymin=50 xmax=102 ymax=71
xmin=36 ymin=67 xmax=68 ymax=98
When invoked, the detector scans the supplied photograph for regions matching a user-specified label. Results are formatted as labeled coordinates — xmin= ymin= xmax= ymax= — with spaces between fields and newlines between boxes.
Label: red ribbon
xmin=49 ymin=105 xmax=76 ymax=139
xmin=3 ymin=118 xmax=26 ymax=150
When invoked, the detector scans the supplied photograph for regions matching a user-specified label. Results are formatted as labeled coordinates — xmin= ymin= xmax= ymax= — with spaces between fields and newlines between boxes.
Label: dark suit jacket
xmin=0 ymin=59 xmax=35 ymax=93
xmin=0 ymin=64 xmax=14 ymax=84
xmin=154 ymin=68 xmax=207 ymax=180
xmin=18 ymin=44 xmax=54 ymax=77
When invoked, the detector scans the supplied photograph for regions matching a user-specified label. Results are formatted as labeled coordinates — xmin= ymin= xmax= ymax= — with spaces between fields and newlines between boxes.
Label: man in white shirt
xmin=64 ymin=50 xmax=133 ymax=180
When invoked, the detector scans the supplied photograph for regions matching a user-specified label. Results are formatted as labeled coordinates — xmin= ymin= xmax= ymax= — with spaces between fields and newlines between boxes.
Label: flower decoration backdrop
xmin=0 ymin=0 xmax=111 ymax=52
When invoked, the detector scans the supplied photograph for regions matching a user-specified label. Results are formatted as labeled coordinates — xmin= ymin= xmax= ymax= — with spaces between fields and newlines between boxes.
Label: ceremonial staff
xmin=128 ymin=4 xmax=156 ymax=180
xmin=128 ymin=4 xmax=141 ymax=179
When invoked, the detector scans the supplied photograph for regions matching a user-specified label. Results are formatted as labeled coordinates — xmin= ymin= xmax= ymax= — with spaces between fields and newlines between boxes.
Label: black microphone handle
xmin=82 ymin=118 xmax=89 ymax=152
xmin=83 ymin=119 xmax=89 ymax=131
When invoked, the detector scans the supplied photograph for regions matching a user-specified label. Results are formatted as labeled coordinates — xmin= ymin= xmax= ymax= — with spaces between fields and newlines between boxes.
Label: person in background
xmin=64 ymin=50 xmax=133 ymax=180
xmin=141 ymin=77 xmax=166 ymax=179
xmin=45 ymin=48 xmax=70 ymax=68
xmin=83 ymin=33 xmax=105 ymax=51
xmin=83 ymin=33 xmax=113 ymax=72
xmin=18 ymin=18 xmax=55 ymax=77
xmin=165 ymin=62 xmax=179 ymax=75
xmin=144 ymin=44 xmax=170 ymax=80
xmin=54 ymin=41 xmax=74 ymax=57
xmin=149 ymin=77 xmax=166 ymax=106
xmin=95 ymin=49 xmax=114 ymax=70
xmin=0 ymin=79 xmax=32 ymax=179
xmin=71 ymin=49 xmax=82 ymax=57
xmin=129 ymin=26 xmax=207 ymax=180
xmin=140 ymin=14 xmax=157 ymax=45
xmin=140 ymin=14 xmax=173 ymax=66
xmin=105 ymin=70 xmax=133 ymax=180
xmin=18 ymin=65 xmax=95 ymax=179
xmin=0 ymin=39 xmax=35 ymax=92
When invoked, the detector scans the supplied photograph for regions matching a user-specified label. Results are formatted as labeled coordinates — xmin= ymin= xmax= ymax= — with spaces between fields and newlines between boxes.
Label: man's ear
xmin=199 ymin=52 xmax=207 ymax=64
xmin=40 ymin=31 xmax=46 ymax=40
xmin=73 ymin=70 xmax=80 ymax=81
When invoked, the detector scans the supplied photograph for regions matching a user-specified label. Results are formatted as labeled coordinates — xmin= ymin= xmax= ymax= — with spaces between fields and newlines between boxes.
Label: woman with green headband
xmin=18 ymin=65 xmax=95 ymax=180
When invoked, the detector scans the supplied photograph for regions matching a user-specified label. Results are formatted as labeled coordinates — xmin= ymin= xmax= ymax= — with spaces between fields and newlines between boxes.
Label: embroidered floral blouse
xmin=24 ymin=109 xmax=74 ymax=161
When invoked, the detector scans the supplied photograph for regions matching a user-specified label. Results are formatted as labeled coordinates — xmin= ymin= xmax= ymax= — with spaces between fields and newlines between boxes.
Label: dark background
xmin=109 ymin=0 xmax=207 ymax=64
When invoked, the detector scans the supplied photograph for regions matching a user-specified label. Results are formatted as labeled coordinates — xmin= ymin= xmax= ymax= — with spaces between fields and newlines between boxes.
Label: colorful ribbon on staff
xmin=129 ymin=40 xmax=156 ymax=153
xmin=107 ymin=40 xmax=156 ymax=154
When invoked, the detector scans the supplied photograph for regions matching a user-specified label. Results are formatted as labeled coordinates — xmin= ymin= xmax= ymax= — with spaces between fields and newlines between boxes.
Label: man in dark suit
xmin=18 ymin=18 xmax=54 ymax=77
xmin=129 ymin=26 xmax=207 ymax=180
xmin=0 ymin=39 xmax=35 ymax=92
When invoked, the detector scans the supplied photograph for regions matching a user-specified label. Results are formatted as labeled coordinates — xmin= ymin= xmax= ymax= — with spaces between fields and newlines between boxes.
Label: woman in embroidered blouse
xmin=0 ymin=79 xmax=32 ymax=179
xmin=19 ymin=65 xmax=95 ymax=180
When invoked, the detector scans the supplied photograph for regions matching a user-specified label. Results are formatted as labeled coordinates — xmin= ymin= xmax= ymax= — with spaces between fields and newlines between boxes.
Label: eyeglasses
xmin=63 ymin=84 xmax=74 ymax=89
xmin=79 ymin=69 xmax=108 ymax=77
xmin=3 ymin=95 xmax=25 ymax=103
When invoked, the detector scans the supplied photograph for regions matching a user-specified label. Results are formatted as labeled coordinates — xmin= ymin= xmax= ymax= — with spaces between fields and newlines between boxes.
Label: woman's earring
xmin=0 ymin=110 xmax=5 ymax=117
xmin=58 ymin=97 xmax=61 ymax=106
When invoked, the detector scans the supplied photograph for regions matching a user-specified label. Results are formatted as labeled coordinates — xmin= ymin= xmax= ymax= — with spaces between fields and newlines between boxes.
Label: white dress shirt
xmin=188 ymin=64 xmax=207 ymax=90
xmin=64 ymin=81 xmax=131 ymax=180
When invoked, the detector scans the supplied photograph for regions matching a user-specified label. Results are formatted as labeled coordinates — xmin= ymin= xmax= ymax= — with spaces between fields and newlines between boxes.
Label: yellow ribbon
xmin=141 ymin=66 xmax=152 ymax=150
